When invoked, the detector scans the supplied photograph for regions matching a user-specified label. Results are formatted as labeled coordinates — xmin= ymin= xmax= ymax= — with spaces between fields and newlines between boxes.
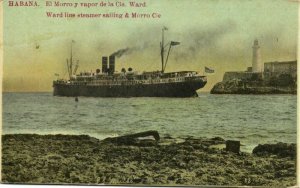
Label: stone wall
xmin=264 ymin=61 xmax=297 ymax=78
xmin=223 ymin=72 xmax=260 ymax=82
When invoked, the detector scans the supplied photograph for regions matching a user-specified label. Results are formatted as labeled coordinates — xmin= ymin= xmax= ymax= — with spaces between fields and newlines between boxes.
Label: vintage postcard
xmin=1 ymin=0 xmax=298 ymax=187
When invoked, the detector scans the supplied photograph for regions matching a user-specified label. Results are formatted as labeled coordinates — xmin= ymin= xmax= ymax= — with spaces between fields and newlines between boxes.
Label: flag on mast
xmin=170 ymin=41 xmax=180 ymax=46
xmin=205 ymin=67 xmax=215 ymax=73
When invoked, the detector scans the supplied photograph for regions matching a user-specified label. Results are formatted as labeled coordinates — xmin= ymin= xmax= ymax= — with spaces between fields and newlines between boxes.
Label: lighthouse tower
xmin=252 ymin=39 xmax=262 ymax=72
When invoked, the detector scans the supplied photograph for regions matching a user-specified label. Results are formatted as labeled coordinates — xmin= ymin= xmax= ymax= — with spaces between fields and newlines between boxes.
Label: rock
xmin=252 ymin=142 xmax=296 ymax=158
xmin=209 ymin=137 xmax=225 ymax=145
xmin=163 ymin=134 xmax=173 ymax=139
xmin=1 ymin=134 xmax=297 ymax=186
xmin=210 ymin=80 xmax=296 ymax=94
xmin=226 ymin=140 xmax=240 ymax=154
xmin=211 ymin=137 xmax=225 ymax=142
xmin=103 ymin=130 xmax=160 ymax=146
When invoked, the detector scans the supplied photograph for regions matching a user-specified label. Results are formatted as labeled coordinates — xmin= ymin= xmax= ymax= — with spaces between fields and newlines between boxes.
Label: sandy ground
xmin=1 ymin=133 xmax=296 ymax=186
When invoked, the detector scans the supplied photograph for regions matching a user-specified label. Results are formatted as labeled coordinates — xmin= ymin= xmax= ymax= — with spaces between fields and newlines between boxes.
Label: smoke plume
xmin=110 ymin=42 xmax=152 ymax=58
xmin=174 ymin=20 xmax=237 ymax=60
xmin=110 ymin=47 xmax=130 ymax=57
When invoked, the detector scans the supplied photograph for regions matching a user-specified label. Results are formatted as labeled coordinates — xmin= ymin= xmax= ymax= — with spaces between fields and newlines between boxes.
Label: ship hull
xmin=53 ymin=80 xmax=207 ymax=97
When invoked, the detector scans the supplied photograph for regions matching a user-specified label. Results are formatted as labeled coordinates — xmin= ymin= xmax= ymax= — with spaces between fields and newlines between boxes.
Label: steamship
xmin=53 ymin=29 xmax=207 ymax=97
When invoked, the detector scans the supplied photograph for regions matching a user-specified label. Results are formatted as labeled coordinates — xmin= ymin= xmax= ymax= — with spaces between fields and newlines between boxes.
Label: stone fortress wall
xmin=223 ymin=72 xmax=254 ymax=82
xmin=223 ymin=60 xmax=297 ymax=82
xmin=264 ymin=61 xmax=297 ymax=79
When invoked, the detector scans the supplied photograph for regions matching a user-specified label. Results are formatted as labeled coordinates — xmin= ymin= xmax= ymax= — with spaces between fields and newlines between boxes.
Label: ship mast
xmin=70 ymin=41 xmax=73 ymax=77
xmin=160 ymin=27 xmax=166 ymax=73
xmin=67 ymin=40 xmax=75 ymax=79
xmin=160 ymin=27 xmax=180 ymax=73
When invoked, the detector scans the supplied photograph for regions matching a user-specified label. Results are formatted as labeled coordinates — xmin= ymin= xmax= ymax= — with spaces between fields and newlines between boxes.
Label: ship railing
xmin=66 ymin=75 xmax=206 ymax=86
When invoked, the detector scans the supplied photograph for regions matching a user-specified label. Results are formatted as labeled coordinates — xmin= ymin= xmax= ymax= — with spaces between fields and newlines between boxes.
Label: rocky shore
xmin=210 ymin=80 xmax=296 ymax=94
xmin=2 ymin=133 xmax=297 ymax=186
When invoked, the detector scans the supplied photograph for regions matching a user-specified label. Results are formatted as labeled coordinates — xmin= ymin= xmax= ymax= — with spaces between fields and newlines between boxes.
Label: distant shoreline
xmin=2 ymin=133 xmax=296 ymax=186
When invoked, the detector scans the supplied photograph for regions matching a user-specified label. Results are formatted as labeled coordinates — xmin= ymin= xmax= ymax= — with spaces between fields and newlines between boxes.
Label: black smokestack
xmin=109 ymin=56 xmax=115 ymax=74
xmin=102 ymin=56 xmax=108 ymax=73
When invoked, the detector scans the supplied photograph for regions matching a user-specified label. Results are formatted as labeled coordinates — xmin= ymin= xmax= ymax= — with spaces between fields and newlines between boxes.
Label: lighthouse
xmin=252 ymin=39 xmax=262 ymax=72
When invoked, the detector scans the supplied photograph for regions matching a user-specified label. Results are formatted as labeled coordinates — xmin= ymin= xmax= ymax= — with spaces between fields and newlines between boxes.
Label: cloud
xmin=174 ymin=20 xmax=237 ymax=60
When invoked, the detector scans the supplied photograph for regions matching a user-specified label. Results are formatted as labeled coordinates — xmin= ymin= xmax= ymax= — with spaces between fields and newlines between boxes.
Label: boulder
xmin=252 ymin=142 xmax=296 ymax=158
xmin=103 ymin=130 xmax=160 ymax=147
xmin=226 ymin=140 xmax=240 ymax=154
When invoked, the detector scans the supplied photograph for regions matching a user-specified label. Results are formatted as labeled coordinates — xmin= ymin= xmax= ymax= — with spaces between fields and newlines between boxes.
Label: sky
xmin=2 ymin=0 xmax=298 ymax=92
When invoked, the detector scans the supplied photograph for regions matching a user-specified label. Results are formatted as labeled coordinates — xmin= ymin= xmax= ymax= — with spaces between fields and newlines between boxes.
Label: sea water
xmin=2 ymin=92 xmax=297 ymax=152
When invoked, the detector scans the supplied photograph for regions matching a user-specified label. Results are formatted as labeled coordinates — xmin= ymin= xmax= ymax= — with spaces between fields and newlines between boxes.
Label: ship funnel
xmin=102 ymin=56 xmax=108 ymax=73
xmin=109 ymin=55 xmax=115 ymax=74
